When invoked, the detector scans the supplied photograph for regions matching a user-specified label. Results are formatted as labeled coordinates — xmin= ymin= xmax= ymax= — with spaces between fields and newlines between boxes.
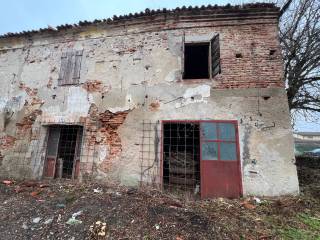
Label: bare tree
xmin=279 ymin=0 xmax=320 ymax=124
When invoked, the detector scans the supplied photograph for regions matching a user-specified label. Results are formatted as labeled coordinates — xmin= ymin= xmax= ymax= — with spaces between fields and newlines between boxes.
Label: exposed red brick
xmin=31 ymin=97 xmax=44 ymax=106
xmin=82 ymin=104 xmax=130 ymax=173
xmin=149 ymin=102 xmax=160 ymax=111
xmin=0 ymin=135 xmax=16 ymax=150
xmin=19 ymin=82 xmax=38 ymax=96
xmin=98 ymin=110 xmax=129 ymax=159
xmin=82 ymin=80 xmax=104 ymax=93
xmin=16 ymin=109 xmax=42 ymax=131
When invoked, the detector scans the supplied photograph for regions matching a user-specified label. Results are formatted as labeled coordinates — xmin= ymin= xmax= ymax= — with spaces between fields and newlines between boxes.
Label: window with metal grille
xmin=201 ymin=122 xmax=237 ymax=161
xmin=58 ymin=50 xmax=83 ymax=86
xmin=182 ymin=34 xmax=221 ymax=80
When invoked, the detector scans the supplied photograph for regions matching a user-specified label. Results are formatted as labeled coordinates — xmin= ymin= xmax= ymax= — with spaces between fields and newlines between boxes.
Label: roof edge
xmin=0 ymin=3 xmax=279 ymax=40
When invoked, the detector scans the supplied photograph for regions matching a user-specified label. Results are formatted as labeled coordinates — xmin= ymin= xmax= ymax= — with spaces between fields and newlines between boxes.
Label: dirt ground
xmin=0 ymin=158 xmax=319 ymax=240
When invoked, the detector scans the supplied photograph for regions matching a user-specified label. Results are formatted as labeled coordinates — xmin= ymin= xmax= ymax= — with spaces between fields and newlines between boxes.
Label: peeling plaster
xmin=107 ymin=94 xmax=135 ymax=113
xmin=175 ymin=85 xmax=210 ymax=108
xmin=42 ymin=87 xmax=93 ymax=122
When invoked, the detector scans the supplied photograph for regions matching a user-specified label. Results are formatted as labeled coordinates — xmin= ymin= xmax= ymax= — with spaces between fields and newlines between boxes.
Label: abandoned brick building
xmin=0 ymin=3 xmax=299 ymax=198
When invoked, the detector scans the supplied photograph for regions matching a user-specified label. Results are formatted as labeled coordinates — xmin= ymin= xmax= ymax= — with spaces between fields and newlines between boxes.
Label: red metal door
xmin=200 ymin=121 xmax=242 ymax=198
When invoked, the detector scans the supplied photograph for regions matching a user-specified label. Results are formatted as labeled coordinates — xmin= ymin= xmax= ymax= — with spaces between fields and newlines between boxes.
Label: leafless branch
xmin=279 ymin=0 xmax=320 ymax=123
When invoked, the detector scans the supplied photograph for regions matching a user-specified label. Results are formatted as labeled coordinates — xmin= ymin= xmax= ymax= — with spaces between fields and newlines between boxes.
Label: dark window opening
xmin=235 ymin=53 xmax=243 ymax=58
xmin=183 ymin=44 xmax=209 ymax=79
xmin=163 ymin=122 xmax=200 ymax=196
xmin=269 ymin=49 xmax=276 ymax=56
xmin=182 ymin=34 xmax=221 ymax=80
xmin=43 ymin=125 xmax=83 ymax=179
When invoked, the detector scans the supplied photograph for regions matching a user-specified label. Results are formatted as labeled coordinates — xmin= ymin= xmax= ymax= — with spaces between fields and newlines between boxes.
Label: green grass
xmin=299 ymin=213 xmax=320 ymax=231
xmin=279 ymin=214 xmax=320 ymax=240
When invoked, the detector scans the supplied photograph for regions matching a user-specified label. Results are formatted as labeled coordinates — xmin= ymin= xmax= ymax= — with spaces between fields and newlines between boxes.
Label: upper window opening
xmin=183 ymin=34 xmax=221 ymax=80
xmin=184 ymin=43 xmax=209 ymax=79
xmin=58 ymin=50 xmax=83 ymax=86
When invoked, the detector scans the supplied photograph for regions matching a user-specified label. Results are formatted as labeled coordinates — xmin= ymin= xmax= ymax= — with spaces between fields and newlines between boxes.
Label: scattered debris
xmin=30 ymin=191 xmax=40 ymax=197
xmin=253 ymin=196 xmax=262 ymax=204
xmin=66 ymin=210 xmax=83 ymax=225
xmin=14 ymin=186 xmax=24 ymax=193
xmin=115 ymin=192 xmax=122 ymax=196
xmin=22 ymin=222 xmax=28 ymax=230
xmin=155 ymin=224 xmax=160 ymax=230
xmin=0 ymin=159 xmax=318 ymax=239
xmin=93 ymin=188 xmax=102 ymax=193
xmin=126 ymin=187 xmax=137 ymax=195
xmin=71 ymin=210 xmax=83 ymax=219
xmin=20 ymin=181 xmax=38 ymax=188
xmin=2 ymin=180 xmax=12 ymax=185
xmin=56 ymin=203 xmax=66 ymax=209
xmin=89 ymin=221 xmax=107 ymax=238
xmin=241 ymin=199 xmax=256 ymax=210
xmin=44 ymin=218 xmax=53 ymax=225
xmin=66 ymin=218 xmax=82 ymax=225
xmin=32 ymin=217 xmax=41 ymax=224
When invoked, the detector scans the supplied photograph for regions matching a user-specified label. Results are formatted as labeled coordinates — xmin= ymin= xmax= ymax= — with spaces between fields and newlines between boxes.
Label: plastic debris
xmin=32 ymin=217 xmax=41 ymax=224
xmin=66 ymin=218 xmax=82 ymax=225
xmin=56 ymin=203 xmax=66 ymax=209
xmin=72 ymin=210 xmax=83 ymax=219
xmin=44 ymin=218 xmax=53 ymax=225
xmin=253 ymin=197 xmax=262 ymax=204
xmin=66 ymin=210 xmax=83 ymax=225
xmin=155 ymin=224 xmax=160 ymax=230
xmin=22 ymin=222 xmax=28 ymax=230
xmin=93 ymin=188 xmax=102 ymax=193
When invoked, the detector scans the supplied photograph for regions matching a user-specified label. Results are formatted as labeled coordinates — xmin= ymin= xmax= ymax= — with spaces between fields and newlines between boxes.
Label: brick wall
xmin=208 ymin=23 xmax=284 ymax=89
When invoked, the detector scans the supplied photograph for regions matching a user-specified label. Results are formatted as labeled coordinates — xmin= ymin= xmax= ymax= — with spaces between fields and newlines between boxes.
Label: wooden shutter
xmin=58 ymin=50 xmax=83 ymax=86
xmin=58 ymin=52 xmax=68 ymax=85
xmin=211 ymin=34 xmax=221 ymax=78
xmin=181 ymin=32 xmax=185 ymax=79
xmin=65 ymin=51 xmax=74 ymax=85
xmin=73 ymin=50 xmax=83 ymax=83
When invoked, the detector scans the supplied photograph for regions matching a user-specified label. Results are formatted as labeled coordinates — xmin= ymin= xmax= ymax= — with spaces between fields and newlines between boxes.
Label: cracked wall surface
xmin=0 ymin=11 xmax=299 ymax=196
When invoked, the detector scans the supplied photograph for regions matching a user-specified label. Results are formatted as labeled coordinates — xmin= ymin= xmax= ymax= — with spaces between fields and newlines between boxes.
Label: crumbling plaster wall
xmin=0 ymin=17 xmax=299 ymax=196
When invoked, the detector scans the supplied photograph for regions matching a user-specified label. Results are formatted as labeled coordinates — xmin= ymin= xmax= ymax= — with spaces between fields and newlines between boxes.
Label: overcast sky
xmin=0 ymin=0 xmax=318 ymax=131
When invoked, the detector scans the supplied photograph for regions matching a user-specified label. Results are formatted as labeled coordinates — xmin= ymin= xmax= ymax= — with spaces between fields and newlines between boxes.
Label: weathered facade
xmin=0 ymin=3 xmax=299 ymax=197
